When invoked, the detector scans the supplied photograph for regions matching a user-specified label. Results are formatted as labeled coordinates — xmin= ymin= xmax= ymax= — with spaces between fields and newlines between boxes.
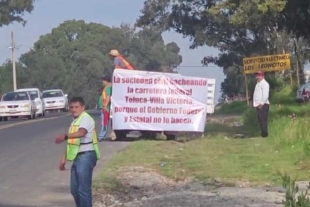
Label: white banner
xmin=111 ymin=69 xmax=209 ymax=132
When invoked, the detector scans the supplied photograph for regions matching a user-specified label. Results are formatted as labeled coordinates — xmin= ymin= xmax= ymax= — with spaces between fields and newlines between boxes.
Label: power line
xmin=0 ymin=44 xmax=222 ymax=69
xmin=177 ymin=65 xmax=220 ymax=68
xmin=10 ymin=32 xmax=17 ymax=91
xmin=0 ymin=44 xmax=9 ymax=51
xmin=0 ymin=44 xmax=10 ymax=57
xmin=0 ymin=50 xmax=9 ymax=58
xmin=16 ymin=44 xmax=34 ymax=50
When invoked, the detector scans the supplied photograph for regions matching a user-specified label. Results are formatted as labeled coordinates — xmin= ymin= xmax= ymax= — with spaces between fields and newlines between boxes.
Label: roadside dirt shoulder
xmin=94 ymin=167 xmax=285 ymax=207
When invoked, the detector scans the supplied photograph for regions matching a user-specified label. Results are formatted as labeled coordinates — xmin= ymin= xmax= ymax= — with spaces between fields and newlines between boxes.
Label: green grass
xmin=95 ymin=85 xmax=310 ymax=191
xmin=215 ymin=100 xmax=248 ymax=115
xmin=96 ymin=136 xmax=310 ymax=188
xmin=243 ymin=86 xmax=310 ymax=149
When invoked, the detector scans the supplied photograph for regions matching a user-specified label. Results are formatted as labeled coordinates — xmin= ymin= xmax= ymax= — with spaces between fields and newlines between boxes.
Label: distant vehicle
xmin=0 ymin=91 xmax=37 ymax=121
xmin=42 ymin=89 xmax=68 ymax=112
xmin=296 ymin=83 xmax=310 ymax=103
xmin=15 ymin=88 xmax=46 ymax=117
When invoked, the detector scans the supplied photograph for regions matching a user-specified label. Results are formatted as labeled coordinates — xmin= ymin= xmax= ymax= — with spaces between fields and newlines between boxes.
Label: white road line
xmin=0 ymin=114 xmax=70 ymax=130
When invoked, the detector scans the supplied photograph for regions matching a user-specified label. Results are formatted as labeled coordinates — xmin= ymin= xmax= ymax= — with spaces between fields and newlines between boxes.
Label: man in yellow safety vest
xmin=55 ymin=96 xmax=100 ymax=207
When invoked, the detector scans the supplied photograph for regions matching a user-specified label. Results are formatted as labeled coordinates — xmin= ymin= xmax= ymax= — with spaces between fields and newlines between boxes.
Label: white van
xmin=15 ymin=88 xmax=45 ymax=117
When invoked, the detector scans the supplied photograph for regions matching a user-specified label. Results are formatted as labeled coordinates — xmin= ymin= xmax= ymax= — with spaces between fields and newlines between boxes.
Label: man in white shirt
xmin=55 ymin=97 xmax=100 ymax=207
xmin=253 ymin=71 xmax=270 ymax=137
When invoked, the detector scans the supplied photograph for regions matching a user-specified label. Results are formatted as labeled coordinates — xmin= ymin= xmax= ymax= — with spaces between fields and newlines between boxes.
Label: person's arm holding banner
xmin=103 ymin=85 xmax=111 ymax=112
xmin=103 ymin=84 xmax=112 ymax=126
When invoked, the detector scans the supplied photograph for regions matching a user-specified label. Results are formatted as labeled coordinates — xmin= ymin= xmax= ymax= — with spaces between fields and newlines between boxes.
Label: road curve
xmin=0 ymin=111 xmax=130 ymax=207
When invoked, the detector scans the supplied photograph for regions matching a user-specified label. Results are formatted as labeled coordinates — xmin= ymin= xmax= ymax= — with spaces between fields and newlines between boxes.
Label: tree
xmin=0 ymin=60 xmax=28 ymax=93
xmin=5 ymin=20 xmax=183 ymax=108
xmin=277 ymin=0 xmax=310 ymax=43
xmin=129 ymin=28 xmax=182 ymax=72
xmin=136 ymin=0 xmax=273 ymax=95
xmin=0 ymin=0 xmax=35 ymax=27
xmin=136 ymin=0 xmax=310 ymax=97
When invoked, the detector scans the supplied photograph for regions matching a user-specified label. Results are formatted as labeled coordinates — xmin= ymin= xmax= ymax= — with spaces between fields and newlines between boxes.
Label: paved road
xmin=0 ymin=111 xmax=130 ymax=207
xmin=0 ymin=111 xmax=67 ymax=128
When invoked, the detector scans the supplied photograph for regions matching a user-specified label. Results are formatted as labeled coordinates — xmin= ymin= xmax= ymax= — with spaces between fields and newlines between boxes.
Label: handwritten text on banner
xmin=111 ymin=69 xmax=208 ymax=132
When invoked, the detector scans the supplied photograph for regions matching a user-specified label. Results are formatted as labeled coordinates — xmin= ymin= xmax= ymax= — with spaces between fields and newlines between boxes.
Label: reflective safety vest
xmin=66 ymin=112 xmax=100 ymax=161
xmin=102 ymin=83 xmax=112 ymax=100
xmin=115 ymin=55 xmax=134 ymax=70
xmin=102 ymin=83 xmax=112 ymax=111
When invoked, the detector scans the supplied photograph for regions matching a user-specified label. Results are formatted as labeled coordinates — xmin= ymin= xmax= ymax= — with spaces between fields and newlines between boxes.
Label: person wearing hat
xmin=253 ymin=71 xmax=270 ymax=138
xmin=109 ymin=49 xmax=134 ymax=70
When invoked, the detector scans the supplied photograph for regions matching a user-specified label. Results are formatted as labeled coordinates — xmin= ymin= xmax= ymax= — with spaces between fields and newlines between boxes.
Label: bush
xmin=272 ymin=86 xmax=296 ymax=105
xmin=215 ymin=101 xmax=248 ymax=115
xmin=281 ymin=173 xmax=310 ymax=207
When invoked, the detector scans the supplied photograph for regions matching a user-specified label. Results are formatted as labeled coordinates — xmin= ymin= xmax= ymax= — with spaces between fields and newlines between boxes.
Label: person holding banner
xmin=109 ymin=49 xmax=134 ymax=70
xmin=98 ymin=94 xmax=103 ymax=110
xmin=97 ymin=93 xmax=105 ymax=139
xmin=253 ymin=71 xmax=270 ymax=138
xmin=98 ymin=75 xmax=112 ymax=140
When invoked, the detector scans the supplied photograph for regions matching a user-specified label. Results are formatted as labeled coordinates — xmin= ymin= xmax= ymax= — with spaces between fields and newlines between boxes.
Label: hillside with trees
xmin=0 ymin=20 xmax=182 ymax=107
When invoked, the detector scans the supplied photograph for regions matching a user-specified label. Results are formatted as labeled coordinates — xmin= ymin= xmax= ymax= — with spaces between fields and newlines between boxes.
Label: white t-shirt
xmin=253 ymin=79 xmax=270 ymax=107
xmin=71 ymin=114 xmax=95 ymax=152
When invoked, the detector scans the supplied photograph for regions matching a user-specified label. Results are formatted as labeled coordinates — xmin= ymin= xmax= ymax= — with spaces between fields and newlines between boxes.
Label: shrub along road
xmin=0 ymin=111 xmax=129 ymax=207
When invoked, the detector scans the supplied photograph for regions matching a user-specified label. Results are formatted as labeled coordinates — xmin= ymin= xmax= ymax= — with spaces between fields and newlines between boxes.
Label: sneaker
xmin=110 ymin=131 xmax=116 ymax=140
xmin=98 ymin=137 xmax=105 ymax=141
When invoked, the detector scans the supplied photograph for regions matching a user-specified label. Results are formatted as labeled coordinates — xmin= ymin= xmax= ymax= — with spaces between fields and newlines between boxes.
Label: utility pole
xmin=294 ymin=38 xmax=300 ymax=87
xmin=10 ymin=31 xmax=17 ymax=91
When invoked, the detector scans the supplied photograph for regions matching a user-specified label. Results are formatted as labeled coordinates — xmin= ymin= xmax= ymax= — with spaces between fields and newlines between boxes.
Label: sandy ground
xmin=94 ymin=167 xmax=290 ymax=207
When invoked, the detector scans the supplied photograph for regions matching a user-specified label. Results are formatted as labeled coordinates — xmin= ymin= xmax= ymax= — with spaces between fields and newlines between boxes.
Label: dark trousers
xmin=70 ymin=151 xmax=97 ymax=207
xmin=256 ymin=104 xmax=269 ymax=137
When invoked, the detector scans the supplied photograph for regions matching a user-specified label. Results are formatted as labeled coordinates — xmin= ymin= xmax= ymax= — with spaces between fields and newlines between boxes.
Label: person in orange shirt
xmin=109 ymin=49 xmax=134 ymax=70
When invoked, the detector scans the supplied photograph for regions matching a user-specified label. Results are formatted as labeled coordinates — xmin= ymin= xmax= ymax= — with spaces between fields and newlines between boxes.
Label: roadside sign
xmin=205 ymin=78 xmax=216 ymax=114
xmin=243 ymin=54 xmax=291 ymax=74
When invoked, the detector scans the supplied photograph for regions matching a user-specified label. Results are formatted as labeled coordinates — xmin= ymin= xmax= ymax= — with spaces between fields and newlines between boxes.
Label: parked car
xmin=296 ymin=83 xmax=310 ymax=103
xmin=15 ymin=88 xmax=46 ymax=117
xmin=0 ymin=91 xmax=37 ymax=121
xmin=42 ymin=89 xmax=68 ymax=112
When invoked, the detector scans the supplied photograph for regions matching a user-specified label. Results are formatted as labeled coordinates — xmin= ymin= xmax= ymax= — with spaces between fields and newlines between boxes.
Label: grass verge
xmin=215 ymin=100 xmax=247 ymax=115
xmin=95 ymin=86 xmax=310 ymax=191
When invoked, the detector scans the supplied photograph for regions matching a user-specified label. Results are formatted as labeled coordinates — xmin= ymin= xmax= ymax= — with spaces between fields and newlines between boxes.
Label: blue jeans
xmin=70 ymin=151 xmax=97 ymax=207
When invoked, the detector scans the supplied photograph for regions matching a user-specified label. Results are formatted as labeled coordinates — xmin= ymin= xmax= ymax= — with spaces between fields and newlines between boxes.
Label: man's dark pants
xmin=256 ymin=104 xmax=269 ymax=137
xmin=70 ymin=151 xmax=97 ymax=207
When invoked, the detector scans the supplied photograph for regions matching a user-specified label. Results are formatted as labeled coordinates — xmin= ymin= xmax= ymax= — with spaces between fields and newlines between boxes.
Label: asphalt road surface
xmin=0 ymin=111 xmax=130 ymax=207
